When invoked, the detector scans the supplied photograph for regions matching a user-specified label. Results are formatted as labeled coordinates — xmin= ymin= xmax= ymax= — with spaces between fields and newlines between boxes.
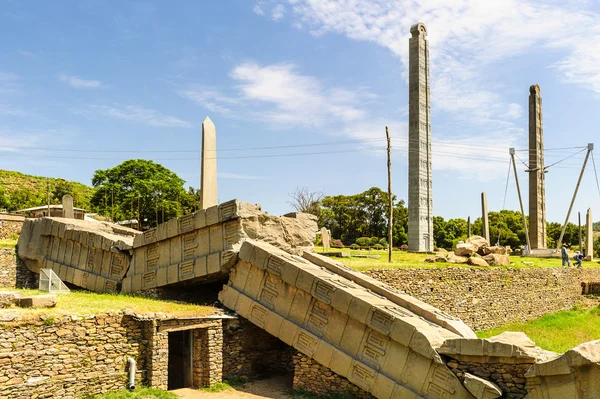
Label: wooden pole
xmin=557 ymin=144 xmax=593 ymax=248
xmin=510 ymin=148 xmax=532 ymax=251
xmin=386 ymin=126 xmax=393 ymax=263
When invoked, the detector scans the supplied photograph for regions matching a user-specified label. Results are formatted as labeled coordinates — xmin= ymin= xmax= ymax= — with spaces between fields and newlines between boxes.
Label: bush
xmin=369 ymin=237 xmax=379 ymax=246
xmin=350 ymin=243 xmax=360 ymax=250
xmin=378 ymin=238 xmax=388 ymax=246
xmin=331 ymin=239 xmax=344 ymax=248
xmin=90 ymin=388 xmax=177 ymax=399
xmin=355 ymin=237 xmax=371 ymax=247
xmin=373 ymin=244 xmax=384 ymax=250
xmin=400 ymin=244 xmax=408 ymax=251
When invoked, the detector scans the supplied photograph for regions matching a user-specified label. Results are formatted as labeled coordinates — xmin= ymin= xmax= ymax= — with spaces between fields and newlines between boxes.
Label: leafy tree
xmin=91 ymin=160 xmax=191 ymax=228
xmin=595 ymin=237 xmax=600 ymax=257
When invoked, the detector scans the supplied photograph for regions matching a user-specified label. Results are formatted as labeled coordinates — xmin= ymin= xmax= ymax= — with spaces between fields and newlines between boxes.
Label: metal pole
xmin=510 ymin=148 xmax=532 ymax=251
xmin=557 ymin=144 xmax=593 ymax=248
xmin=386 ymin=126 xmax=393 ymax=263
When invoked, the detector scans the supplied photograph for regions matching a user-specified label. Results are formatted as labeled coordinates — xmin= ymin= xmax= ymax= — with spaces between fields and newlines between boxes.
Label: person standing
xmin=561 ymin=245 xmax=571 ymax=267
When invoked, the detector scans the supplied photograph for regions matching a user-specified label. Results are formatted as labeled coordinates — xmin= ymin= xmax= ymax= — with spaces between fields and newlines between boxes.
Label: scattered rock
xmin=483 ymin=246 xmax=507 ymax=255
xmin=18 ymin=294 xmax=57 ymax=308
xmin=468 ymin=257 xmax=489 ymax=267
xmin=467 ymin=235 xmax=490 ymax=250
xmin=0 ymin=292 xmax=22 ymax=308
xmin=424 ymin=255 xmax=447 ymax=263
xmin=447 ymin=254 xmax=468 ymax=264
xmin=483 ymin=254 xmax=510 ymax=266
xmin=456 ymin=243 xmax=478 ymax=257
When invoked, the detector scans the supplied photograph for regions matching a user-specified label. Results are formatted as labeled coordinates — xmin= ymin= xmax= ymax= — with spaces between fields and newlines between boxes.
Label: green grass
xmin=477 ymin=307 xmax=600 ymax=353
xmin=313 ymin=246 xmax=600 ymax=272
xmin=89 ymin=387 xmax=177 ymax=399
xmin=201 ymin=381 xmax=233 ymax=392
xmin=0 ymin=239 xmax=17 ymax=248
xmin=0 ymin=289 xmax=220 ymax=319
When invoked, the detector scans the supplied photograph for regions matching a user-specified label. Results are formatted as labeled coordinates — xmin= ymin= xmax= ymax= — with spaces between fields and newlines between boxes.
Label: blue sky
xmin=1 ymin=0 xmax=600 ymax=223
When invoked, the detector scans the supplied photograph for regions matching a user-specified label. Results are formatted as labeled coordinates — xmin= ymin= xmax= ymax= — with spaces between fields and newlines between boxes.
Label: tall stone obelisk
xmin=200 ymin=117 xmax=217 ymax=209
xmin=586 ymin=208 xmax=594 ymax=260
xmin=408 ymin=22 xmax=433 ymax=252
xmin=528 ymin=85 xmax=546 ymax=249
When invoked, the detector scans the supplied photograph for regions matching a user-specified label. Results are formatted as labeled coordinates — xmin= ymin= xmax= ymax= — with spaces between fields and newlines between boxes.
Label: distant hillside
xmin=0 ymin=170 xmax=95 ymax=212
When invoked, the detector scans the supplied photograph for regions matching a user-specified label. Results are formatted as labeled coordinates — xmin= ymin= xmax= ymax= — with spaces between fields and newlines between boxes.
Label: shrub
xmin=355 ymin=237 xmax=371 ymax=247
xmin=400 ymin=244 xmax=408 ymax=251
xmin=369 ymin=237 xmax=379 ymax=246
xmin=373 ymin=244 xmax=384 ymax=250
xmin=331 ymin=239 xmax=343 ymax=248
xmin=378 ymin=238 xmax=388 ymax=246
xmin=350 ymin=243 xmax=360 ymax=250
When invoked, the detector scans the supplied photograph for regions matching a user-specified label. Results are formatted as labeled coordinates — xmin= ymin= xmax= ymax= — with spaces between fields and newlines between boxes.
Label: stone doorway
xmin=168 ymin=330 xmax=193 ymax=390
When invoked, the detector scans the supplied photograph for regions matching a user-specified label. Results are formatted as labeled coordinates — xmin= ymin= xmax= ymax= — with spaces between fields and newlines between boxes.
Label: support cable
xmin=592 ymin=151 xmax=600 ymax=198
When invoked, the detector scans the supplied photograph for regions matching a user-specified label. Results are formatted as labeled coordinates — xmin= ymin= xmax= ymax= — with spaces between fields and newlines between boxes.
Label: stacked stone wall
xmin=223 ymin=318 xmax=295 ymax=379
xmin=293 ymin=354 xmax=372 ymax=398
xmin=0 ymin=247 xmax=37 ymax=289
xmin=0 ymin=313 xmax=145 ymax=399
xmin=0 ymin=219 xmax=22 ymax=240
xmin=446 ymin=358 xmax=530 ymax=399
xmin=366 ymin=267 xmax=600 ymax=330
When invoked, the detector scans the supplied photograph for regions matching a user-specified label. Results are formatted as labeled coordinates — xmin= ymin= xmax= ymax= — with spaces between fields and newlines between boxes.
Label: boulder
xmin=423 ymin=255 xmax=447 ymax=263
xmin=0 ymin=292 xmax=22 ymax=308
xmin=463 ymin=373 xmax=502 ymax=399
xmin=483 ymin=246 xmax=507 ymax=255
xmin=468 ymin=257 xmax=489 ymax=267
xmin=455 ymin=243 xmax=478 ymax=257
xmin=436 ymin=248 xmax=449 ymax=254
xmin=467 ymin=235 xmax=489 ymax=249
xmin=18 ymin=294 xmax=57 ymax=308
xmin=483 ymin=254 xmax=510 ymax=266
xmin=447 ymin=253 xmax=468 ymax=264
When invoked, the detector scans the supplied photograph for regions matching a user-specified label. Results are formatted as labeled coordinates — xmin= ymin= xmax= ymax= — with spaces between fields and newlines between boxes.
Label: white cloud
xmin=253 ymin=5 xmax=265 ymax=15
xmin=59 ymin=73 xmax=105 ymax=89
xmin=271 ymin=4 xmax=285 ymax=21
xmin=80 ymin=105 xmax=193 ymax=128
xmin=17 ymin=50 xmax=35 ymax=58
xmin=0 ymin=71 xmax=21 ymax=94
xmin=0 ymin=104 xmax=25 ymax=117
xmin=181 ymin=62 xmax=373 ymax=128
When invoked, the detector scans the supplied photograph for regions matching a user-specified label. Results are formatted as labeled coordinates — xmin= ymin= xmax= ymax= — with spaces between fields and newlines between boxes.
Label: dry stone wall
xmin=365 ymin=267 xmax=600 ymax=330
xmin=0 ymin=218 xmax=22 ymax=240
xmin=0 ymin=247 xmax=37 ymax=289
xmin=0 ymin=312 xmax=145 ymax=399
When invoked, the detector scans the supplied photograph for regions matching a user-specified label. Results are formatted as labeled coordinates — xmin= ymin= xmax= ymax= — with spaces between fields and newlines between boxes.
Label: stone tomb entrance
xmin=168 ymin=329 xmax=193 ymax=390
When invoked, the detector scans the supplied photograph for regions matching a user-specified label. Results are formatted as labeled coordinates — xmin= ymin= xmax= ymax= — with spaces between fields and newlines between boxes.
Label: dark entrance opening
xmin=168 ymin=330 xmax=193 ymax=390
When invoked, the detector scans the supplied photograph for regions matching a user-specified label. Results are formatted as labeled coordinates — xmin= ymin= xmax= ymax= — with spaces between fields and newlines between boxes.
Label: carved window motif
xmin=427 ymin=366 xmax=456 ymax=398
xmin=81 ymin=272 xmax=89 ymax=287
xmin=179 ymin=214 xmax=195 ymax=234
xmin=266 ymin=256 xmax=284 ymax=276
xmin=306 ymin=300 xmax=330 ymax=336
xmin=87 ymin=248 xmax=95 ymax=270
xmin=142 ymin=271 xmax=156 ymax=288
xmin=296 ymin=332 xmax=318 ymax=356
xmin=147 ymin=243 xmax=159 ymax=269
xmin=351 ymin=363 xmax=375 ymax=390
xmin=105 ymin=280 xmax=117 ymax=292
xmin=360 ymin=329 xmax=388 ymax=369
xmin=182 ymin=233 xmax=197 ymax=261
xmin=220 ymin=201 xmax=237 ymax=221
xmin=110 ymin=253 xmax=124 ymax=278
xmin=224 ymin=222 xmax=238 ymax=247
xmin=259 ymin=273 xmax=281 ymax=309
xmin=250 ymin=304 xmax=268 ymax=328
xmin=313 ymin=280 xmax=336 ymax=304
xmin=179 ymin=261 xmax=194 ymax=280
xmin=143 ymin=229 xmax=156 ymax=243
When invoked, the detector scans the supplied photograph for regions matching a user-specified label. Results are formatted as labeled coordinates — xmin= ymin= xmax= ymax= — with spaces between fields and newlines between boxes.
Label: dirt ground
xmin=172 ymin=375 xmax=294 ymax=399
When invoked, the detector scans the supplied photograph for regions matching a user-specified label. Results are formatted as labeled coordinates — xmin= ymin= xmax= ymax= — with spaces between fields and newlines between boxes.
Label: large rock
xmin=468 ymin=257 xmax=489 ymax=267
xmin=525 ymin=340 xmax=600 ymax=398
xmin=483 ymin=246 xmax=507 ymax=255
xmin=463 ymin=373 xmax=502 ymax=399
xmin=424 ymin=255 xmax=447 ymax=263
xmin=467 ymin=235 xmax=489 ymax=251
xmin=18 ymin=294 xmax=57 ymax=308
xmin=455 ymin=243 xmax=478 ymax=257
xmin=483 ymin=254 xmax=510 ymax=266
xmin=0 ymin=292 xmax=22 ymax=308
xmin=447 ymin=253 xmax=468 ymax=264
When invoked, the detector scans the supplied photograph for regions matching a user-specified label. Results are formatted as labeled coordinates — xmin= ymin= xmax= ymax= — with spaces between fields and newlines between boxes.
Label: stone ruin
xmin=425 ymin=236 xmax=511 ymax=267
xmin=15 ymin=198 xmax=600 ymax=398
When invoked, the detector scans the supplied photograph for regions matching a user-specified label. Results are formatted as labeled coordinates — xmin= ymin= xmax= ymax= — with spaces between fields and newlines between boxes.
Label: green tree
xmin=91 ymin=160 xmax=190 ymax=228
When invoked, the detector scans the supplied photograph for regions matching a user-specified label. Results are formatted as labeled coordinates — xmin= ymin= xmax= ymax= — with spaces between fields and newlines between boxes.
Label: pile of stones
xmin=425 ymin=236 xmax=511 ymax=266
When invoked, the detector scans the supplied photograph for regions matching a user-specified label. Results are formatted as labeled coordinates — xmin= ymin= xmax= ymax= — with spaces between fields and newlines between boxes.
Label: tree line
xmin=291 ymin=186 xmax=594 ymax=251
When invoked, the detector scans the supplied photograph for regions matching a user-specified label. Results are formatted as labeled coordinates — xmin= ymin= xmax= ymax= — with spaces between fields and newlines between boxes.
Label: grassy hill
xmin=0 ymin=170 xmax=95 ymax=212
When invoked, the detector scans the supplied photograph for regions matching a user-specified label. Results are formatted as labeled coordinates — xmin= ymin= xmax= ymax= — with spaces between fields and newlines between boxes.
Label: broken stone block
xmin=482 ymin=254 xmax=510 ymax=266
xmin=467 ymin=257 xmax=489 ymax=267
xmin=455 ymin=243 xmax=478 ymax=257
xmin=463 ymin=373 xmax=502 ymax=399
xmin=18 ymin=294 xmax=57 ymax=308
xmin=0 ymin=292 xmax=22 ymax=308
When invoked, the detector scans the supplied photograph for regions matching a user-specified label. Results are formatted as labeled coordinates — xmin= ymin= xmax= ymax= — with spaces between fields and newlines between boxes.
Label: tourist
xmin=561 ymin=245 xmax=571 ymax=267
xmin=574 ymin=251 xmax=584 ymax=268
